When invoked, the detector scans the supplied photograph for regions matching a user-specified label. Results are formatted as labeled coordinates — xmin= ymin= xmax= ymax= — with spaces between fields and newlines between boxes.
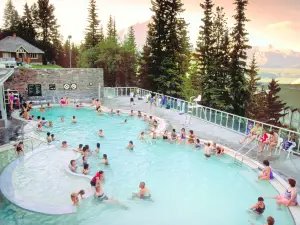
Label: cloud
xmin=268 ymin=21 xmax=300 ymax=30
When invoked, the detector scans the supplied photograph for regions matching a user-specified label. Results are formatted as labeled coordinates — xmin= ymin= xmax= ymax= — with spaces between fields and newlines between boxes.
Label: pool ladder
xmin=234 ymin=153 xmax=243 ymax=167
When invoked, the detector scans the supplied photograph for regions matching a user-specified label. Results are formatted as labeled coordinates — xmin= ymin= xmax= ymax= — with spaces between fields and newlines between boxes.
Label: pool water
xmin=0 ymin=106 xmax=295 ymax=225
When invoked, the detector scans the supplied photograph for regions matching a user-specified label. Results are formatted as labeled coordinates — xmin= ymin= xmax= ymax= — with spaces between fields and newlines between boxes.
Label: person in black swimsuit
xmin=250 ymin=197 xmax=265 ymax=214
xmin=163 ymin=130 xmax=168 ymax=140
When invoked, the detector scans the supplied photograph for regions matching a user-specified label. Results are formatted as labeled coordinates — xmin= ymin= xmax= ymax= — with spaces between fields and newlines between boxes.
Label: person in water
xmin=74 ymin=144 xmax=83 ymax=152
xmin=271 ymin=178 xmax=298 ymax=207
xmin=130 ymin=110 xmax=134 ymax=117
xmin=116 ymin=110 xmax=120 ymax=116
xmin=258 ymin=160 xmax=273 ymax=180
xmin=99 ymin=154 xmax=109 ymax=165
xmin=177 ymin=128 xmax=186 ymax=144
xmin=47 ymin=103 xmax=52 ymax=108
xmin=215 ymin=146 xmax=225 ymax=155
xmin=82 ymin=156 xmax=88 ymax=165
xmin=14 ymin=141 xmax=24 ymax=156
xmin=46 ymin=132 xmax=51 ymax=143
xmin=40 ymin=105 xmax=45 ymax=113
xmin=61 ymin=116 xmax=64 ymax=122
xmin=72 ymin=116 xmax=77 ymax=123
xmin=71 ymin=190 xmax=85 ymax=206
xmin=137 ymin=111 xmax=142 ymax=118
xmin=139 ymin=132 xmax=145 ymax=140
xmin=99 ymin=129 xmax=104 ymax=137
xmin=132 ymin=182 xmax=151 ymax=199
xmin=41 ymin=117 xmax=47 ymax=126
xmin=250 ymin=197 xmax=265 ymax=214
xmin=94 ymin=185 xmax=122 ymax=205
xmin=195 ymin=139 xmax=201 ymax=149
xmin=37 ymin=124 xmax=43 ymax=132
xmin=170 ymin=129 xmax=177 ymax=143
xmin=48 ymin=121 xmax=53 ymax=128
xmin=69 ymin=160 xmax=77 ymax=172
xmin=264 ymin=216 xmax=275 ymax=225
xmin=61 ymin=141 xmax=68 ymax=148
xmin=90 ymin=170 xmax=105 ymax=187
xmin=204 ymin=142 xmax=211 ymax=158
xmin=127 ymin=141 xmax=135 ymax=150
xmin=83 ymin=163 xmax=89 ymax=175
xmin=162 ymin=130 xmax=168 ymax=140
xmin=188 ymin=130 xmax=195 ymax=144
xmin=121 ymin=119 xmax=128 ymax=124
xmin=51 ymin=134 xmax=55 ymax=141
xmin=95 ymin=143 xmax=100 ymax=154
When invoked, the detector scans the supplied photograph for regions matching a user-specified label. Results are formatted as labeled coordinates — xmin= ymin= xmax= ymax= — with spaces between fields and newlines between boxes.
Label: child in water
xmin=61 ymin=141 xmax=68 ymax=148
xmin=48 ymin=121 xmax=53 ymax=128
xmin=99 ymin=154 xmax=109 ymax=165
xmin=61 ymin=116 xmax=64 ymax=122
xmin=204 ymin=142 xmax=211 ymax=158
xmin=51 ymin=134 xmax=55 ymax=141
xmin=139 ymin=132 xmax=145 ymax=140
xmin=95 ymin=143 xmax=100 ymax=154
xmin=46 ymin=132 xmax=51 ymax=143
xmin=130 ymin=110 xmax=134 ymax=116
xmin=127 ymin=141 xmax=135 ymax=150
xmin=99 ymin=129 xmax=104 ymax=137
xmin=72 ymin=116 xmax=77 ymax=123
xmin=195 ymin=139 xmax=201 ymax=149
xmin=121 ymin=119 xmax=128 ymax=124
xmin=70 ymin=190 xmax=85 ymax=206
xmin=83 ymin=163 xmax=89 ymax=175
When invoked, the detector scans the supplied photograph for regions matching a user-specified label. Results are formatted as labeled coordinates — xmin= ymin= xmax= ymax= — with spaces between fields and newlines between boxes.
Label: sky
xmin=0 ymin=0 xmax=299 ymax=50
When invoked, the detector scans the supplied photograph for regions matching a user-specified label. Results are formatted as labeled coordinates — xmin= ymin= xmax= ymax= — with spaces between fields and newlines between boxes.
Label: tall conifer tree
xmin=85 ymin=0 xmax=101 ymax=48
xmin=18 ymin=3 xmax=37 ymax=40
xmin=229 ymin=0 xmax=251 ymax=115
xmin=3 ymin=0 xmax=20 ymax=31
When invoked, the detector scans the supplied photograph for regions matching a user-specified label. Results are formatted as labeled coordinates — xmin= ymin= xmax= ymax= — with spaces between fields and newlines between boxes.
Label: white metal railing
xmin=103 ymin=86 xmax=300 ymax=153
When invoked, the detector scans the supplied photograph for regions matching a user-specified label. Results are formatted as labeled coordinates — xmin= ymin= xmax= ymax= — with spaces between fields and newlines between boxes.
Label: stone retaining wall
xmin=4 ymin=68 xmax=104 ymax=102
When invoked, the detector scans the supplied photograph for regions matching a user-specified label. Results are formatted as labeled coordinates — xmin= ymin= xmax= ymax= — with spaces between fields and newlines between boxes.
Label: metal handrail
xmin=104 ymin=87 xmax=300 ymax=153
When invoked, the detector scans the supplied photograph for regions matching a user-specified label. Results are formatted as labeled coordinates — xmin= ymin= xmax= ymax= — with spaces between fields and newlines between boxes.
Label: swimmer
xmin=46 ymin=132 xmax=51 ymax=143
xmin=151 ymin=130 xmax=157 ymax=139
xmin=61 ymin=116 xmax=64 ymax=122
xmin=170 ymin=129 xmax=177 ymax=143
xmin=94 ymin=185 xmax=123 ymax=206
xmin=216 ymin=146 xmax=225 ymax=155
xmin=51 ymin=134 xmax=55 ymax=141
xmin=137 ymin=111 xmax=142 ymax=118
xmin=61 ymin=141 xmax=68 ymax=148
xmin=126 ymin=141 xmax=135 ymax=150
xmin=177 ymin=128 xmax=186 ymax=144
xmin=47 ymin=103 xmax=52 ymax=108
xmin=37 ymin=124 xmax=43 ymax=132
xmin=121 ymin=119 xmax=128 ymax=124
xmin=37 ymin=116 xmax=41 ymax=124
xmin=30 ymin=115 xmax=35 ymax=121
xmin=99 ymin=154 xmax=109 ymax=165
xmin=82 ymin=146 xmax=89 ymax=156
xmin=71 ymin=190 xmax=85 ymax=206
xmin=162 ymin=130 xmax=169 ymax=140
xmin=48 ymin=121 xmax=53 ymax=128
xmin=132 ymin=182 xmax=151 ymax=199
xmin=40 ymin=104 xmax=45 ymax=113
xmin=117 ymin=110 xmax=120 ymax=115
xmin=130 ymin=110 xmax=134 ymax=117
xmin=74 ymin=144 xmax=83 ymax=152
xmin=83 ymin=163 xmax=89 ymax=175
xmin=204 ymin=142 xmax=211 ymax=158
xmin=139 ymin=132 xmax=145 ymax=140
xmin=82 ymin=156 xmax=88 ymax=165
xmin=72 ymin=116 xmax=77 ymax=123
xmin=250 ymin=197 xmax=265 ymax=214
xmin=258 ymin=160 xmax=273 ymax=180
xmin=14 ymin=141 xmax=24 ymax=156
xmin=90 ymin=170 xmax=105 ymax=187
xmin=69 ymin=160 xmax=77 ymax=172
xmin=153 ymin=120 xmax=158 ymax=130
xmin=195 ymin=139 xmax=201 ymax=149
xmin=97 ymin=107 xmax=102 ymax=115
xmin=109 ymin=109 xmax=114 ymax=114
xmin=149 ymin=116 xmax=153 ymax=124
xmin=188 ymin=130 xmax=195 ymax=144
xmin=41 ymin=117 xmax=47 ymax=126
xmin=95 ymin=143 xmax=100 ymax=153
xmin=99 ymin=129 xmax=104 ymax=137
xmin=143 ymin=115 xmax=147 ymax=121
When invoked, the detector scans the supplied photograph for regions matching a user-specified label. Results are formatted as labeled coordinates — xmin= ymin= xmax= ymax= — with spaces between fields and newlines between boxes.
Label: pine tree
xmin=85 ymin=0 xmax=101 ymax=48
xmin=3 ymin=0 xmax=20 ymax=31
xmin=245 ymin=54 xmax=264 ymax=119
xmin=264 ymin=79 xmax=287 ymax=126
xmin=107 ymin=15 xmax=117 ymax=42
xmin=18 ymin=3 xmax=37 ymax=40
xmin=229 ymin=0 xmax=251 ymax=116
xmin=195 ymin=0 xmax=215 ymax=105
xmin=138 ymin=44 xmax=152 ymax=90
xmin=145 ymin=0 xmax=189 ymax=96
xmin=209 ymin=6 xmax=231 ymax=110
xmin=99 ymin=25 xmax=104 ymax=42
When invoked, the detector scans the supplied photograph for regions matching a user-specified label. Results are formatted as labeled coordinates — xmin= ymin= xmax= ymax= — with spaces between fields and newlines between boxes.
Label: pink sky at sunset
xmin=0 ymin=0 xmax=299 ymax=50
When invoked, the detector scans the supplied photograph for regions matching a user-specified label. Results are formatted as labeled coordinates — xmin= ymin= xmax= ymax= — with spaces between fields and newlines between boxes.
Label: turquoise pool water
xmin=0 ymin=106 xmax=295 ymax=225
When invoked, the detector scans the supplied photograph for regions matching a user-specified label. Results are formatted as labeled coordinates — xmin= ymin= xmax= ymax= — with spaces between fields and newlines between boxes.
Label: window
xmin=3 ymin=52 xmax=11 ymax=58
xmin=30 ymin=53 xmax=38 ymax=59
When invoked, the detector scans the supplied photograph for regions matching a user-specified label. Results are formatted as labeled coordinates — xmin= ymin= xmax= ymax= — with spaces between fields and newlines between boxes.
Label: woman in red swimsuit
xmin=258 ymin=131 xmax=268 ymax=153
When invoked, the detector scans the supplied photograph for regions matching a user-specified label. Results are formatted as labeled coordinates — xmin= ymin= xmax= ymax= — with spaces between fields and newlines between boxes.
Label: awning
xmin=0 ymin=69 xmax=14 ymax=86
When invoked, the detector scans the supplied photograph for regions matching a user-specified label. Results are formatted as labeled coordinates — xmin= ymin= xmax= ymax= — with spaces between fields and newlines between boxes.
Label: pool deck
xmin=102 ymin=97 xmax=300 ymax=188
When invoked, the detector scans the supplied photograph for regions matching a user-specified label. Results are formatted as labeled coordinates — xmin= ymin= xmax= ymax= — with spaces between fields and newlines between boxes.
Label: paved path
xmin=103 ymin=96 xmax=300 ymax=189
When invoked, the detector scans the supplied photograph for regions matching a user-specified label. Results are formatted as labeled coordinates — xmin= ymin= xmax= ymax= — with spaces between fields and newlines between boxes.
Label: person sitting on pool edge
xmin=195 ymin=139 xmax=201 ymax=149
xmin=71 ymin=190 xmax=85 ymax=206
xmin=90 ymin=170 xmax=105 ymax=187
xmin=132 ymin=182 xmax=151 ymax=199
xmin=258 ymin=160 xmax=274 ymax=181
xmin=215 ymin=146 xmax=225 ymax=155
xmin=61 ymin=141 xmax=68 ymax=148
xmin=271 ymin=178 xmax=298 ymax=207
xmin=69 ymin=160 xmax=77 ymax=173
xmin=127 ymin=141 xmax=135 ymax=150
xmin=250 ymin=197 xmax=265 ymax=214
xmin=99 ymin=129 xmax=104 ymax=137
xmin=72 ymin=116 xmax=77 ymax=123
xmin=99 ymin=154 xmax=109 ymax=165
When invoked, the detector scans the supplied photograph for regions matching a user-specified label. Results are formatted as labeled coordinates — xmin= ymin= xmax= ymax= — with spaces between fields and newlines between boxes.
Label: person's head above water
xmin=70 ymin=160 xmax=75 ymax=166
xmin=73 ymin=116 xmax=75 ymax=119
xmin=99 ymin=170 xmax=104 ymax=175
xmin=139 ymin=182 xmax=146 ymax=189
xmin=97 ymin=143 xmax=100 ymax=148
xmin=42 ymin=117 xmax=45 ymax=120
xmin=37 ymin=116 xmax=41 ymax=120
xmin=263 ymin=160 xmax=270 ymax=167
xmin=196 ymin=139 xmax=200 ymax=143
xmin=258 ymin=197 xmax=264 ymax=202
xmin=103 ymin=154 xmax=107 ymax=159
xmin=47 ymin=132 xmax=50 ymax=136
xmin=129 ymin=141 xmax=133 ymax=145
xmin=79 ymin=144 xmax=83 ymax=148
xmin=173 ymin=129 xmax=176 ymax=132
xmin=267 ymin=216 xmax=275 ymax=225
xmin=84 ymin=163 xmax=89 ymax=170
xmin=62 ymin=141 xmax=67 ymax=145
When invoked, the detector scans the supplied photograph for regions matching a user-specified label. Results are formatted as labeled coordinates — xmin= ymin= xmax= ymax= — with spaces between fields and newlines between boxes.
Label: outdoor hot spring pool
xmin=0 ymin=106 xmax=295 ymax=225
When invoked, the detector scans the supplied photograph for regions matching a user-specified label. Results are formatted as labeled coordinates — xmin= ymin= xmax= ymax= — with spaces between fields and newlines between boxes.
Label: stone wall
xmin=4 ymin=68 xmax=104 ymax=103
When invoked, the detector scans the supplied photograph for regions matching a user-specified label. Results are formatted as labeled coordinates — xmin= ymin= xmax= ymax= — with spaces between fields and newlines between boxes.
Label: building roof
xmin=0 ymin=36 xmax=44 ymax=54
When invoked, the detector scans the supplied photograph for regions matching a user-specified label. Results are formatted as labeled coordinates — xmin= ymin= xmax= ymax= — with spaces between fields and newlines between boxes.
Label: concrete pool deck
xmin=102 ymin=97 xmax=300 ymax=189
